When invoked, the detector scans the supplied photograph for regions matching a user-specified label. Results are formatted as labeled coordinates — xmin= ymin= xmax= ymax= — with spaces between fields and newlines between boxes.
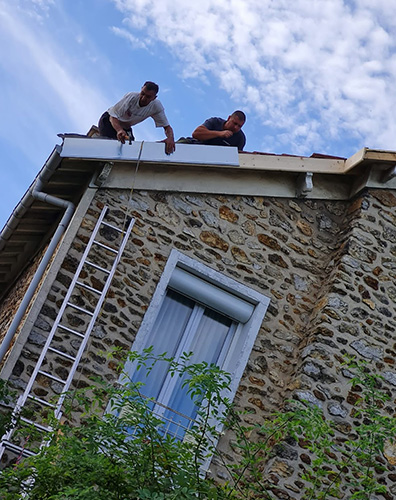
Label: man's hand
xmin=116 ymin=130 xmax=128 ymax=144
xmin=192 ymin=124 xmax=234 ymax=142
xmin=220 ymin=130 xmax=233 ymax=139
xmin=109 ymin=116 xmax=129 ymax=144
xmin=164 ymin=137 xmax=176 ymax=155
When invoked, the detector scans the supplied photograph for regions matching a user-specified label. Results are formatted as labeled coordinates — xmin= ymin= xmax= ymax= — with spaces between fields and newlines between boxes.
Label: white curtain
xmin=132 ymin=290 xmax=194 ymax=402
xmin=132 ymin=289 xmax=236 ymax=437
xmin=164 ymin=307 xmax=233 ymax=424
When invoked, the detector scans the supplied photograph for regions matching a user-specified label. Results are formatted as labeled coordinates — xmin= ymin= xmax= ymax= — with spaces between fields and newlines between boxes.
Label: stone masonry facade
xmin=0 ymin=245 xmax=48 ymax=354
xmin=4 ymin=186 xmax=396 ymax=496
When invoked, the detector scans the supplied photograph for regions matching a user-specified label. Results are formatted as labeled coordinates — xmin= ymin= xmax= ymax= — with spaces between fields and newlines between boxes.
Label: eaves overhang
xmin=1 ymin=137 xmax=396 ymax=301
xmin=0 ymin=143 xmax=102 ymax=300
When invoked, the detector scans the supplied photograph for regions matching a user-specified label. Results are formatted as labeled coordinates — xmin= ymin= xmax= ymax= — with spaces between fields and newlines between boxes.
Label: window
xmin=123 ymin=250 xmax=270 ymax=441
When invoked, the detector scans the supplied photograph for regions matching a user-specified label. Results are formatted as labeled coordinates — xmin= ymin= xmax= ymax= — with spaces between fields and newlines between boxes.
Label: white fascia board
xmin=60 ymin=138 xmax=239 ymax=167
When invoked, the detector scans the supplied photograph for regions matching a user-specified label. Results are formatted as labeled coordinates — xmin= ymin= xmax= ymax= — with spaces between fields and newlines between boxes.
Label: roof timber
xmin=345 ymin=147 xmax=396 ymax=171
xmin=239 ymin=153 xmax=346 ymax=174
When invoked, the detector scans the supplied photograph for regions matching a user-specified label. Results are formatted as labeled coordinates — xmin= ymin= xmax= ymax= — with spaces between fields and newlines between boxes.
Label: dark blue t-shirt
xmin=202 ymin=117 xmax=246 ymax=151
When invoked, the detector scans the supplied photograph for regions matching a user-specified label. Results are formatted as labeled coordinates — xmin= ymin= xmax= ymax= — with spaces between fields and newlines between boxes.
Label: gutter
xmin=0 ymin=146 xmax=75 ymax=363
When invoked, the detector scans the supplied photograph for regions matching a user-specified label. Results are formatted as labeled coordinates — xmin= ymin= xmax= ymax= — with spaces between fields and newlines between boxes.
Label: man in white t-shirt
xmin=98 ymin=81 xmax=175 ymax=154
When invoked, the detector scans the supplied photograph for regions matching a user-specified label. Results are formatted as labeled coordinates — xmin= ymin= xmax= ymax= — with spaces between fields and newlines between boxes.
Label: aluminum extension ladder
xmin=0 ymin=205 xmax=135 ymax=461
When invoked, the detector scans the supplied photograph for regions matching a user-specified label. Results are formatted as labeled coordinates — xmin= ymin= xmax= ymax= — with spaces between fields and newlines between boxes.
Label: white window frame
xmin=122 ymin=249 xmax=270 ymax=465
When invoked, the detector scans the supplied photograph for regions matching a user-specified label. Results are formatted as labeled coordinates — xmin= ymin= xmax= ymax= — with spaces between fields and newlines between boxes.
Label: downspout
xmin=0 ymin=147 xmax=75 ymax=363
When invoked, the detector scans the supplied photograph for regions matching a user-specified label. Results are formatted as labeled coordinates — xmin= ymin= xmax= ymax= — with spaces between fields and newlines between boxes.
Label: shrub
xmin=0 ymin=353 xmax=395 ymax=499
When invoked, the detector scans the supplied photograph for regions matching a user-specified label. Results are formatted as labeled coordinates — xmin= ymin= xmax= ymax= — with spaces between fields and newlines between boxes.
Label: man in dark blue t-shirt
xmin=192 ymin=110 xmax=246 ymax=151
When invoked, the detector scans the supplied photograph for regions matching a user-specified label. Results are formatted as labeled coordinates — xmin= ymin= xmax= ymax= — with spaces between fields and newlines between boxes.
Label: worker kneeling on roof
xmin=98 ymin=81 xmax=176 ymax=155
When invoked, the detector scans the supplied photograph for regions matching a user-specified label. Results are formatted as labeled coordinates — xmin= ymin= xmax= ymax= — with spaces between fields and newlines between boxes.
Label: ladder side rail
xmin=53 ymin=216 xmax=136 ymax=418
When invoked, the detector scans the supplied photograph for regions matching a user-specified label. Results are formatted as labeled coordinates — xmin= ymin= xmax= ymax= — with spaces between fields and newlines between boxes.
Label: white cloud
xmin=111 ymin=0 xmax=396 ymax=154
xmin=111 ymin=26 xmax=150 ymax=50
xmin=0 ymin=1 xmax=108 ymax=137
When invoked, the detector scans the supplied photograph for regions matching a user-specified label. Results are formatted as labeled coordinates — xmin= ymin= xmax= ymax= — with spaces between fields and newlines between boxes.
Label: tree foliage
xmin=0 ymin=379 xmax=16 ymax=439
xmin=0 ymin=352 xmax=395 ymax=499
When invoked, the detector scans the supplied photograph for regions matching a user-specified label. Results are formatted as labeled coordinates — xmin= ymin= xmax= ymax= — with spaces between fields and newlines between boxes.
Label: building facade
xmin=1 ymin=138 xmax=396 ymax=497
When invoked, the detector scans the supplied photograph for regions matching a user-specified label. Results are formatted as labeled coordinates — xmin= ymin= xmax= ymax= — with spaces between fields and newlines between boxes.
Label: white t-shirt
xmin=107 ymin=92 xmax=169 ymax=128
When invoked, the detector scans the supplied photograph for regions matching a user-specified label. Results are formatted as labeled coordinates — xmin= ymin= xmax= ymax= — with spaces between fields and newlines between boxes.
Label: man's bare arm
xmin=192 ymin=125 xmax=233 ymax=141
xmin=109 ymin=116 xmax=129 ymax=144
xmin=163 ymin=125 xmax=176 ymax=155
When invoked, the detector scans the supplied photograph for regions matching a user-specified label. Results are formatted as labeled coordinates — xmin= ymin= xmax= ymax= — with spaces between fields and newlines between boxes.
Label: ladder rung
xmin=27 ymin=394 xmax=56 ymax=408
xmin=20 ymin=416 xmax=52 ymax=433
xmin=38 ymin=369 xmax=66 ymax=385
xmin=0 ymin=440 xmax=36 ymax=457
xmin=76 ymin=281 xmax=102 ymax=295
xmin=66 ymin=302 xmax=94 ymax=316
xmin=47 ymin=346 xmax=76 ymax=361
xmin=84 ymin=260 xmax=111 ymax=274
xmin=57 ymin=324 xmax=85 ymax=338
xmin=93 ymin=240 xmax=118 ymax=253
xmin=101 ymin=221 xmax=126 ymax=234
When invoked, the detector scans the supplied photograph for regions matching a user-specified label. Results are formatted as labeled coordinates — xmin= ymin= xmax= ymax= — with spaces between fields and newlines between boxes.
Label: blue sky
xmin=1 ymin=0 xmax=396 ymax=228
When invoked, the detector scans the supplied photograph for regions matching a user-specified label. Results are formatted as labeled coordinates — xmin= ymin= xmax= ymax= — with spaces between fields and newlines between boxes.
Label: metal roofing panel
xmin=60 ymin=138 xmax=240 ymax=166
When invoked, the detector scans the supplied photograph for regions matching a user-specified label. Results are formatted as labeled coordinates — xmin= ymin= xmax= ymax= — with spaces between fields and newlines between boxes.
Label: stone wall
xmin=4 ymin=187 xmax=396 ymax=495
xmin=264 ymin=189 xmax=396 ymax=499
xmin=0 ymin=245 xmax=48 ymax=368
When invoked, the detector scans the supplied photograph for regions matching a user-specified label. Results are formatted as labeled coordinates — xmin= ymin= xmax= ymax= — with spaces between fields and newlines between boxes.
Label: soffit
xmin=0 ymin=150 xmax=101 ymax=300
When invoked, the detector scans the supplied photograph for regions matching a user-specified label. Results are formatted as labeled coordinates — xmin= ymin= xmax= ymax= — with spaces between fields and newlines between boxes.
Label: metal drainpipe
xmin=0 ymin=149 xmax=75 ymax=364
